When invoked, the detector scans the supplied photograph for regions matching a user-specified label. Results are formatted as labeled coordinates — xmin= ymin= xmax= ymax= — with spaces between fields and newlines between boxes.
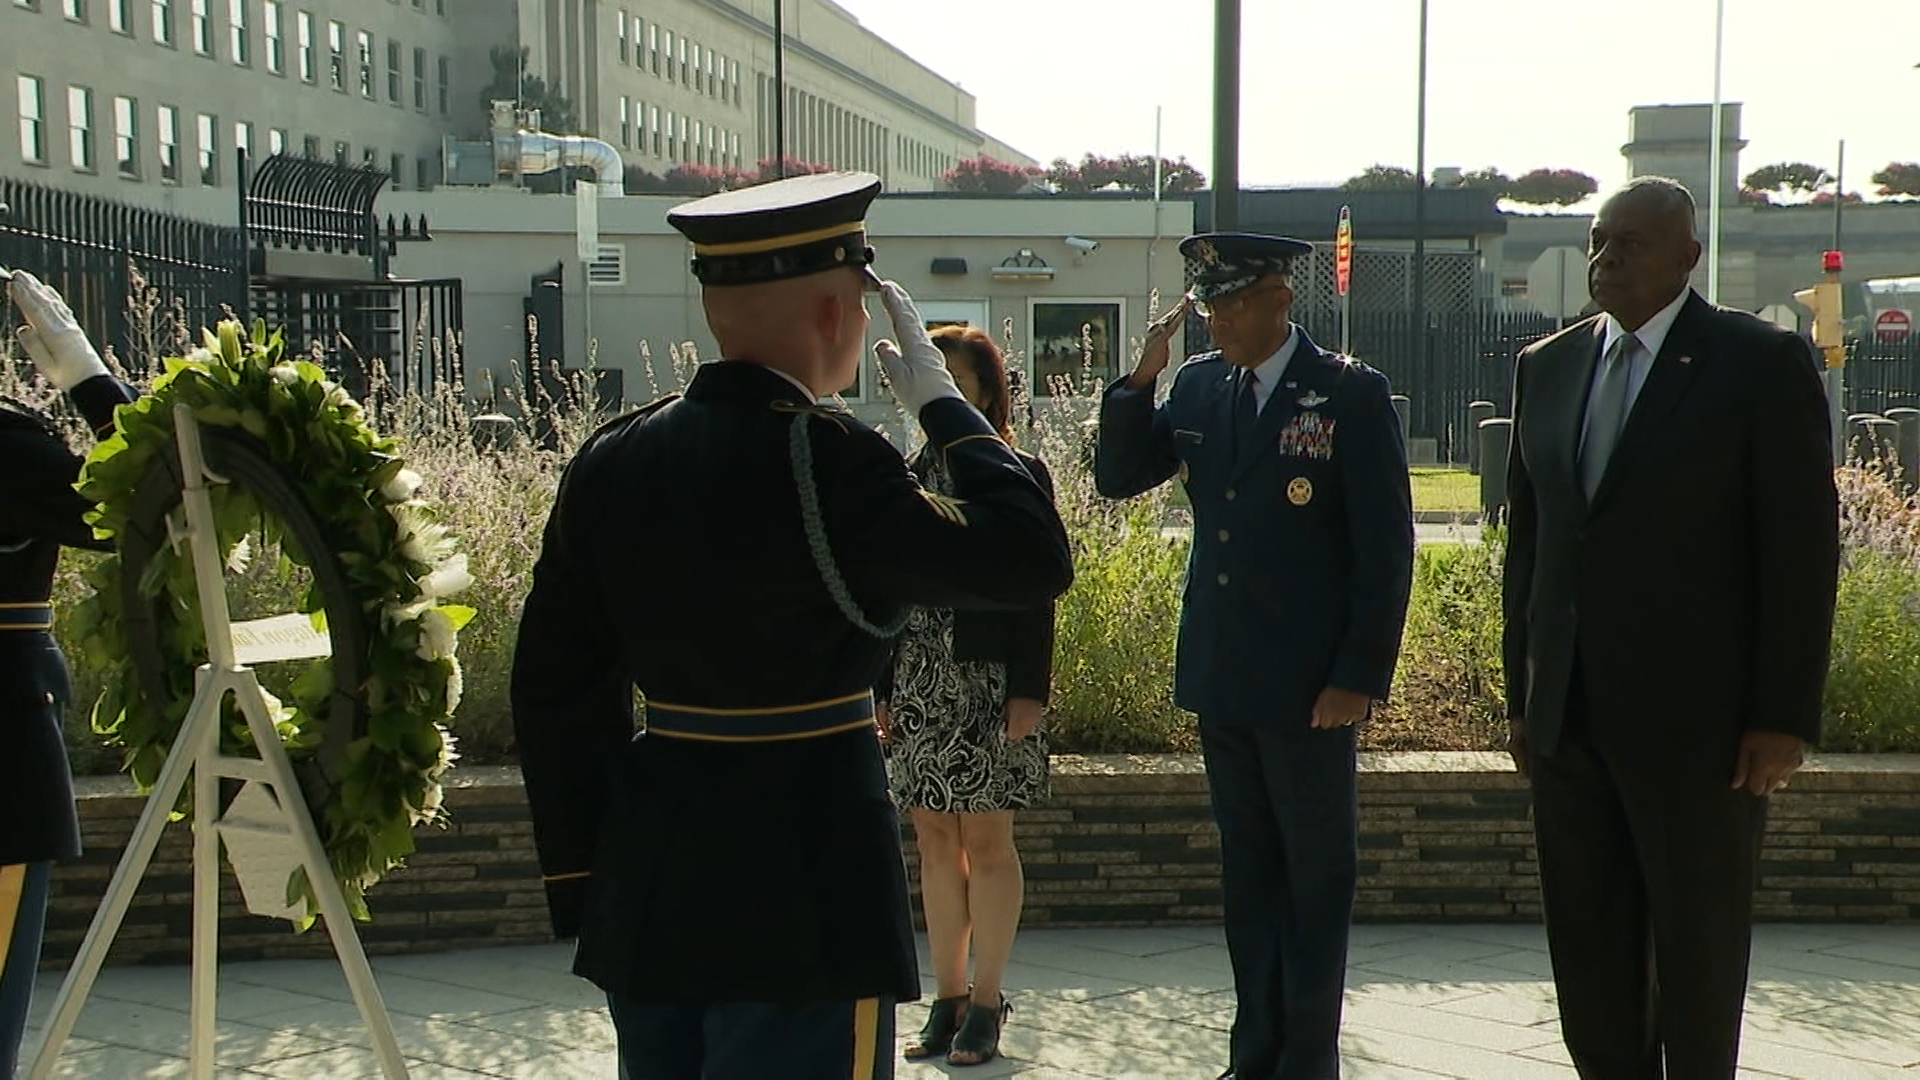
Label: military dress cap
xmin=1181 ymin=231 xmax=1315 ymax=302
xmin=668 ymin=170 xmax=883 ymax=288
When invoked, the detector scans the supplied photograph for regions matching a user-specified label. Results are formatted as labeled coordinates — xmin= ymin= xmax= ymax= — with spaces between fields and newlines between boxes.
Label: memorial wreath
xmin=69 ymin=320 xmax=472 ymax=927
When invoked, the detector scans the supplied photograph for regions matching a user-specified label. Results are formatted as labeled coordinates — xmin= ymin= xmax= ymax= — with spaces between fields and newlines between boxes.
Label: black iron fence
xmin=1842 ymin=336 xmax=1920 ymax=417
xmin=0 ymin=176 xmax=247 ymax=363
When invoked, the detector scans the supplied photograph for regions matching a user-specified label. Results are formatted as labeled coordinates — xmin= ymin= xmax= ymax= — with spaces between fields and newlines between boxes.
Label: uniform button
xmin=1217 ymin=572 xmax=1230 ymax=586
xmin=44 ymin=692 xmax=55 ymax=704
xmin=1225 ymin=489 xmax=1237 ymax=501
xmin=1218 ymin=529 xmax=1231 ymax=543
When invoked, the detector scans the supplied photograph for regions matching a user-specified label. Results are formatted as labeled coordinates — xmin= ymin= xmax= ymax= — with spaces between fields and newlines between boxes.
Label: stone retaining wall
xmin=42 ymin=753 xmax=1920 ymax=969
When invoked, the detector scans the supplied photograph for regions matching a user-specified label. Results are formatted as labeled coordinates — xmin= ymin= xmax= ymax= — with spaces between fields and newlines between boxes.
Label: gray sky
xmin=829 ymin=0 xmax=1920 ymax=210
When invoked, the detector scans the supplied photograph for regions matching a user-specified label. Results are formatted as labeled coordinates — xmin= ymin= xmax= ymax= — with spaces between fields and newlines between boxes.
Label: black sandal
xmin=947 ymin=993 xmax=1010 ymax=1066
xmin=901 ymin=992 xmax=970 ymax=1060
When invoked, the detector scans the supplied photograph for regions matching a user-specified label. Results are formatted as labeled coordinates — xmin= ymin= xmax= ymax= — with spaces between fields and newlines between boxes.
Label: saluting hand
xmin=872 ymin=280 xmax=964 ymax=415
xmin=7 ymin=269 xmax=108 ymax=391
xmin=1311 ymin=687 xmax=1372 ymax=730
xmin=1127 ymin=295 xmax=1191 ymax=390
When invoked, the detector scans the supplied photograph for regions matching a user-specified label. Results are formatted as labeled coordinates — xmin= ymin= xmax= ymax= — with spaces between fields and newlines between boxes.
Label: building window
xmin=617 ymin=9 xmax=627 ymax=63
xmin=415 ymin=156 xmax=430 ymax=191
xmin=233 ymin=117 xmax=251 ymax=160
xmin=648 ymin=104 xmax=659 ymax=156
xmin=435 ymin=54 xmax=447 ymax=114
xmin=196 ymin=112 xmax=216 ymax=184
xmin=663 ymin=109 xmax=674 ymax=159
xmin=113 ymin=95 xmax=137 ymax=177
xmin=729 ymin=131 xmax=739 ymax=169
xmin=361 ymin=146 xmax=377 ymax=169
xmin=728 ymin=59 xmax=739 ymax=106
xmin=647 ymin=24 xmax=658 ymax=74
xmin=228 ymin=0 xmax=248 ymax=64
xmin=157 ymin=103 xmax=179 ymax=181
xmin=388 ymin=151 xmax=401 ymax=181
xmin=662 ymin=29 xmax=673 ymax=82
xmin=618 ymin=95 xmax=629 ymax=148
xmin=706 ymin=51 xmax=716 ymax=97
xmin=331 ymin=139 xmax=346 ymax=166
xmin=412 ymin=46 xmax=425 ymax=110
xmin=68 ymin=85 xmax=94 ymax=171
xmin=356 ymin=31 xmax=372 ymax=96
xmin=296 ymin=11 xmax=313 ymax=82
xmin=263 ymin=1 xmax=281 ymax=72
xmin=386 ymin=41 xmax=399 ymax=101
xmin=17 ymin=76 xmax=46 ymax=165
xmin=190 ymin=0 xmax=211 ymax=54
xmin=109 ymin=0 xmax=129 ymax=32
xmin=300 ymin=133 xmax=317 ymax=158
xmin=1031 ymin=300 xmax=1125 ymax=389
xmin=151 ymin=0 xmax=172 ymax=45
xmin=267 ymin=126 xmax=284 ymax=154
xmin=691 ymin=119 xmax=701 ymax=163
xmin=677 ymin=38 xmax=687 ymax=84
xmin=63 ymin=0 xmax=84 ymax=21
xmin=327 ymin=20 xmax=344 ymax=90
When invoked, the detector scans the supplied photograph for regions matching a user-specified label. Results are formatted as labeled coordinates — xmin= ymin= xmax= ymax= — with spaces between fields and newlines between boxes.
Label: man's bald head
xmin=1588 ymin=176 xmax=1703 ymax=329
xmin=702 ymin=267 xmax=871 ymax=396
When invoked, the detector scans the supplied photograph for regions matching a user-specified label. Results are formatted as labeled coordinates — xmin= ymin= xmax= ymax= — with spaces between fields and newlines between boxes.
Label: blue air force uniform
xmin=1 ymin=374 xmax=138 ymax=1077
xmin=510 ymin=172 xmax=1074 ymax=1080
xmin=1095 ymin=233 xmax=1415 ymax=1080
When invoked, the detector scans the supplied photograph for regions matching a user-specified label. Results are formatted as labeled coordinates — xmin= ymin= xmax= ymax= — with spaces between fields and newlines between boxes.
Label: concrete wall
xmin=381 ymin=189 xmax=1193 ymax=426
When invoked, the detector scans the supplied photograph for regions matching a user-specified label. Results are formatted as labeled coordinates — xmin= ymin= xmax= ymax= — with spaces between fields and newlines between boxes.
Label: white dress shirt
xmin=1244 ymin=327 xmax=1302 ymax=414
xmin=1582 ymin=286 xmax=1690 ymax=445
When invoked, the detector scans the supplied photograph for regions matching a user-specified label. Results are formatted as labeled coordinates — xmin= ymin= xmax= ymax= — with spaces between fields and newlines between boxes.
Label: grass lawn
xmin=1168 ymin=467 xmax=1483 ymax=514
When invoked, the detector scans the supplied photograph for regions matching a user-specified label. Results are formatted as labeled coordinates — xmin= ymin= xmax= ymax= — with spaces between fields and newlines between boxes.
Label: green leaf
xmin=439 ymin=605 xmax=477 ymax=632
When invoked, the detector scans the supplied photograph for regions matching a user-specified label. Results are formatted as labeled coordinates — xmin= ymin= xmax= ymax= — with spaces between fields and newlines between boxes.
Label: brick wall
xmin=43 ymin=753 xmax=1920 ymax=969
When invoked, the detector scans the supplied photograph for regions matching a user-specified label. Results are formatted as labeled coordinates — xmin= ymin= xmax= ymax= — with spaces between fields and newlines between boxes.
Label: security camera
xmin=1064 ymin=236 xmax=1100 ymax=254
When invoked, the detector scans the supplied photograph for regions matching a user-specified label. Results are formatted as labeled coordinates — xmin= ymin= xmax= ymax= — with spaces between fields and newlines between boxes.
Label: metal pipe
xmin=774 ymin=0 xmax=786 ymax=178
xmin=514 ymin=131 xmax=626 ymax=195
xmin=1412 ymin=0 xmax=1429 ymax=388
xmin=1708 ymin=0 xmax=1725 ymax=302
xmin=1211 ymin=0 xmax=1240 ymax=231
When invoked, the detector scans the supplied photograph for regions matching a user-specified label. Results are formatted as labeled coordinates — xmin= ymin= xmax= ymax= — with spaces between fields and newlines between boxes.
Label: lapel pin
xmin=1678 ymin=355 xmax=1693 ymax=365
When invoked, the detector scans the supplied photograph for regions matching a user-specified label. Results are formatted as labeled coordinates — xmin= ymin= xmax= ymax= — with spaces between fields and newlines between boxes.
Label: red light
xmin=1823 ymin=250 xmax=1845 ymax=273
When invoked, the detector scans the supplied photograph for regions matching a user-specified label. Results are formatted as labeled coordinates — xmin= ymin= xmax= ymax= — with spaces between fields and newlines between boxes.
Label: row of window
xmin=16 ymin=74 xmax=435 ymax=189
xmin=616 ymin=97 xmax=745 ymax=170
xmin=614 ymin=8 xmax=743 ymax=109
xmin=11 ymin=1 xmax=453 ymax=117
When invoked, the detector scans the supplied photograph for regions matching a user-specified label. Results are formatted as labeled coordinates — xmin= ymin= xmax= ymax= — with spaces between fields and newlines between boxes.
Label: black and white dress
xmin=884 ymin=458 xmax=1051 ymax=814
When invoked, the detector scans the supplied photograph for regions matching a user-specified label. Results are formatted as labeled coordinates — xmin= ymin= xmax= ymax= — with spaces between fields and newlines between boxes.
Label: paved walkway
xmin=24 ymin=923 xmax=1920 ymax=1078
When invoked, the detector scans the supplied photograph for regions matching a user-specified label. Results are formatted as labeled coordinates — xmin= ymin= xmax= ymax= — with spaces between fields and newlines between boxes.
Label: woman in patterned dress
xmin=876 ymin=325 xmax=1057 ymax=1068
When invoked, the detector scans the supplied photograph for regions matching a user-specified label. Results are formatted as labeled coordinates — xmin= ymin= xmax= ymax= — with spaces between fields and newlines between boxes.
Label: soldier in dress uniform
xmin=510 ymin=171 xmax=1074 ymax=1080
xmin=0 ymin=268 xmax=139 ymax=1080
xmin=1094 ymin=233 xmax=1415 ymax=1080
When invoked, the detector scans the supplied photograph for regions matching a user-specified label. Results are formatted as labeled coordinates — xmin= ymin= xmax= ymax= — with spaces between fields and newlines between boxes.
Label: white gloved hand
xmin=8 ymin=269 xmax=109 ymax=391
xmin=872 ymin=280 xmax=964 ymax=414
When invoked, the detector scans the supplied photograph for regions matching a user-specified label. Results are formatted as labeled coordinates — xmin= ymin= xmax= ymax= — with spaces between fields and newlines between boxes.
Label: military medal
xmin=1287 ymin=477 xmax=1313 ymax=506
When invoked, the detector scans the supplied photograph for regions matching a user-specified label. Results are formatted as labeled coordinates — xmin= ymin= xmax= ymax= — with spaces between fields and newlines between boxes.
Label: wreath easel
xmin=29 ymin=321 xmax=470 ymax=1080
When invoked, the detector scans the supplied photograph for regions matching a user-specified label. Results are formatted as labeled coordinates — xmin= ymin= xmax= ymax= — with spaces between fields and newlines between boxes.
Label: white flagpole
xmin=1707 ymin=0 xmax=1726 ymax=303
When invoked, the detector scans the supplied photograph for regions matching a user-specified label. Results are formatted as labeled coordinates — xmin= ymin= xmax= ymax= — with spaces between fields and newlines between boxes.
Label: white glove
xmin=8 ymin=269 xmax=109 ymax=391
xmin=872 ymin=280 xmax=963 ymax=414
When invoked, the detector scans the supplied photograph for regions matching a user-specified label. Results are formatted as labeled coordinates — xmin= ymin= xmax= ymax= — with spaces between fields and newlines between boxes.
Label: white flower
xmin=414 ymin=607 xmax=457 ymax=661
xmin=382 ymin=597 xmax=430 ymax=628
xmin=390 ymin=504 xmax=452 ymax=564
xmin=380 ymin=468 xmax=424 ymax=504
xmin=186 ymin=347 xmax=216 ymax=365
xmin=270 ymin=364 xmax=300 ymax=386
xmin=443 ymin=656 xmax=464 ymax=714
xmin=421 ymin=553 xmax=473 ymax=599
xmin=225 ymin=535 xmax=253 ymax=575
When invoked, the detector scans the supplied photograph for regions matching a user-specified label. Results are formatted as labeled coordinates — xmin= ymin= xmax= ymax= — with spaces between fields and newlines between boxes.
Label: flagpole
xmin=1707 ymin=0 xmax=1725 ymax=303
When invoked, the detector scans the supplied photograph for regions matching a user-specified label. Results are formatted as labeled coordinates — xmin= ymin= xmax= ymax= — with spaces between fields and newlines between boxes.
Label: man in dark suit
xmin=510 ymin=171 xmax=1073 ymax=1080
xmin=1502 ymin=176 xmax=1839 ymax=1079
xmin=1096 ymin=233 xmax=1415 ymax=1080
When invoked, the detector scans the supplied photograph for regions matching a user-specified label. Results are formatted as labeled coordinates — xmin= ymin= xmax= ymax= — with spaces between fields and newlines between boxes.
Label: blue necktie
xmin=1235 ymin=369 xmax=1262 ymax=459
xmin=1580 ymin=333 xmax=1641 ymax=498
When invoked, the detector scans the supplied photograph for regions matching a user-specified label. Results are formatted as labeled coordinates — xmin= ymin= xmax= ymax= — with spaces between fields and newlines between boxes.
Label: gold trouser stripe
xmin=0 ymin=602 xmax=51 ymax=608
xmin=0 ymin=864 xmax=25 ymax=976
xmin=542 ymin=871 xmax=591 ymax=883
xmin=849 ymin=996 xmax=879 ymax=1080
xmin=693 ymin=221 xmax=865 ymax=258
xmin=646 ymin=716 xmax=875 ymax=744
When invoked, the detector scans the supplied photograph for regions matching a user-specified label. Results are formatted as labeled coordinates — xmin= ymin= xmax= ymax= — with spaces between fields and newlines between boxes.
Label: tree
xmin=1872 ymin=162 xmax=1920 ymax=199
xmin=1454 ymin=168 xmax=1513 ymax=198
xmin=1506 ymin=168 xmax=1599 ymax=207
xmin=1810 ymin=190 xmax=1865 ymax=206
xmin=944 ymin=156 xmax=1040 ymax=194
xmin=479 ymin=46 xmax=579 ymax=135
xmin=1742 ymin=162 xmax=1833 ymax=198
xmin=1738 ymin=186 xmax=1773 ymax=207
xmin=753 ymin=156 xmax=831 ymax=181
xmin=1341 ymin=165 xmax=1418 ymax=192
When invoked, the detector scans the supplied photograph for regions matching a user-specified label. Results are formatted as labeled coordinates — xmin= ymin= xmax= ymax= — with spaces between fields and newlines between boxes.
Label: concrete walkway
xmin=25 ymin=923 xmax=1920 ymax=1078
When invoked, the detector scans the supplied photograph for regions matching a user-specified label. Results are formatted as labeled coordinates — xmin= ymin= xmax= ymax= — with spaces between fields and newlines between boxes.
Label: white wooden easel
xmin=28 ymin=405 xmax=410 ymax=1080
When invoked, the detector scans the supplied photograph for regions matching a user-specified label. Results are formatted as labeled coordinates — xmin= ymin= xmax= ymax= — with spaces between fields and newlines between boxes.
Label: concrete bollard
xmin=1884 ymin=407 xmax=1920 ymax=493
xmin=1859 ymin=417 xmax=1900 ymax=475
xmin=1478 ymin=418 xmax=1512 ymax=524
xmin=1466 ymin=401 xmax=1496 ymax=474
xmin=1846 ymin=413 xmax=1888 ymax=469
xmin=1389 ymin=394 xmax=1411 ymax=451
xmin=471 ymin=413 xmax=518 ymax=452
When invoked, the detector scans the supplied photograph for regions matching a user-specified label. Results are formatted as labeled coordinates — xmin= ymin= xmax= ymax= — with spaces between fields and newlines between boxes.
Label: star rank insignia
xmin=919 ymin=490 xmax=971 ymax=527
xmin=1192 ymin=239 xmax=1222 ymax=268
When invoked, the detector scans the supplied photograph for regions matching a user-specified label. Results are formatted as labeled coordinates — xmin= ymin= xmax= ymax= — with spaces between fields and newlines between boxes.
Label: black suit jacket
xmin=875 ymin=445 xmax=1058 ymax=706
xmin=1502 ymin=291 xmax=1839 ymax=764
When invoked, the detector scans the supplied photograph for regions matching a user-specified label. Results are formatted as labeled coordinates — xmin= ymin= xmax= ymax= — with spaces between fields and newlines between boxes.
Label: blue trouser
xmin=0 ymin=862 xmax=53 ymax=1080
xmin=608 ymin=994 xmax=895 ymax=1080
xmin=1199 ymin=721 xmax=1359 ymax=1080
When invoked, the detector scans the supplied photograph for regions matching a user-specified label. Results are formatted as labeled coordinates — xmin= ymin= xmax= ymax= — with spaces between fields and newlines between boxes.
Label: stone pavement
xmin=24 ymin=923 xmax=1920 ymax=1078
